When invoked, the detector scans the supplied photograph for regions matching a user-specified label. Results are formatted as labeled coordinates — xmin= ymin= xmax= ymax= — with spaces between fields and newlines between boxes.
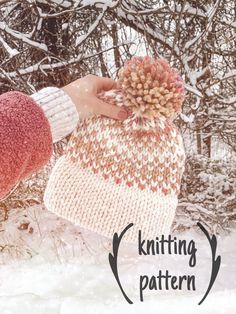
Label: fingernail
xmin=118 ymin=110 xmax=128 ymax=119
xmin=127 ymin=109 xmax=133 ymax=117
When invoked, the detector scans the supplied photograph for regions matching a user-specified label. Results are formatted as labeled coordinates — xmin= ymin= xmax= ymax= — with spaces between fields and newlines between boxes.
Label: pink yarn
xmin=0 ymin=91 xmax=53 ymax=198
xmin=118 ymin=56 xmax=185 ymax=119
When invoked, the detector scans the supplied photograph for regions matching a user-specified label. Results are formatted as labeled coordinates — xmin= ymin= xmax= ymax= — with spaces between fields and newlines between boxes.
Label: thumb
xmin=90 ymin=96 xmax=129 ymax=120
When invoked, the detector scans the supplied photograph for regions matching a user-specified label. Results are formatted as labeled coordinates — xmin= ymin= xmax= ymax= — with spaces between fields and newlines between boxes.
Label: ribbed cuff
xmin=31 ymin=87 xmax=79 ymax=143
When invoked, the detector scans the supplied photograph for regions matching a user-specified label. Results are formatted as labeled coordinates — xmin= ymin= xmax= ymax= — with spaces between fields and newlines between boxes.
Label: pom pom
xmin=118 ymin=56 xmax=185 ymax=119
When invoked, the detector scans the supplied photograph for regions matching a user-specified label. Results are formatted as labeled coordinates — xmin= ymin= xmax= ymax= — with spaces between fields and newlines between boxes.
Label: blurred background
xmin=0 ymin=0 xmax=235 ymax=239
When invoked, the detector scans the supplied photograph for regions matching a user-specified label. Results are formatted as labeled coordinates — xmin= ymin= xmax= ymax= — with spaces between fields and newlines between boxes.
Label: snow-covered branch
xmin=0 ymin=0 xmax=234 ymax=156
xmin=75 ymin=8 xmax=105 ymax=47
xmin=0 ymin=35 xmax=19 ymax=57
xmin=0 ymin=43 xmax=132 ymax=78
xmin=0 ymin=22 xmax=48 ymax=52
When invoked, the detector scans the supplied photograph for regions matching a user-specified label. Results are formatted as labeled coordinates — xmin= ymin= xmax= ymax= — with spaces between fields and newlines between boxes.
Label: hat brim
xmin=44 ymin=156 xmax=178 ymax=244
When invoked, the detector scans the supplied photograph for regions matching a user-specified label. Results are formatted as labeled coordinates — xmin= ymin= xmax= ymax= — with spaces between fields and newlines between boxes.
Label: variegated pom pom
xmin=118 ymin=56 xmax=185 ymax=119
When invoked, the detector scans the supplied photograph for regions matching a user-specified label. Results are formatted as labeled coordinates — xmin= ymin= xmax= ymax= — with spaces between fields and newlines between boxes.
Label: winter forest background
xmin=0 ymin=0 xmax=235 ymax=242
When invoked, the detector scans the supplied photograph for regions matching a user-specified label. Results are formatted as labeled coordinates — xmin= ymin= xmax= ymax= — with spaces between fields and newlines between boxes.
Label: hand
xmin=62 ymin=74 xmax=129 ymax=120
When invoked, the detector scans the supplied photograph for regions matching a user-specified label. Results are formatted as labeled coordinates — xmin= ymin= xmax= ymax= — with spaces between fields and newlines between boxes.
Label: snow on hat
xmin=44 ymin=56 xmax=186 ymax=243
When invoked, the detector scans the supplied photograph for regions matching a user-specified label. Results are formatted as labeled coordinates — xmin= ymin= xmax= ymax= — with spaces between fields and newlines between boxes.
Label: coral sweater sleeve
xmin=0 ymin=91 xmax=53 ymax=199
xmin=0 ymin=88 xmax=78 ymax=200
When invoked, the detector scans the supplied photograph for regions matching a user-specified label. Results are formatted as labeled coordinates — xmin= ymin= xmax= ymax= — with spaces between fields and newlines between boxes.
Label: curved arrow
xmin=108 ymin=223 xmax=134 ymax=304
xmin=197 ymin=222 xmax=221 ymax=305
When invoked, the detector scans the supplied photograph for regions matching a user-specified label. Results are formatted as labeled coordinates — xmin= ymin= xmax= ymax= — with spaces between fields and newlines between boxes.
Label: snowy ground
xmin=0 ymin=205 xmax=235 ymax=314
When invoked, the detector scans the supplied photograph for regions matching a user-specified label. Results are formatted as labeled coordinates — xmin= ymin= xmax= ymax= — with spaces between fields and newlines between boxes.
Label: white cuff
xmin=31 ymin=87 xmax=79 ymax=143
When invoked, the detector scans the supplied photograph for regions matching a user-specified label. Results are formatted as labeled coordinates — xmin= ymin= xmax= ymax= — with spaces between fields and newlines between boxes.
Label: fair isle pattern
xmin=44 ymin=56 xmax=186 ymax=243
xmin=44 ymin=156 xmax=178 ymax=243
xmin=65 ymin=91 xmax=185 ymax=196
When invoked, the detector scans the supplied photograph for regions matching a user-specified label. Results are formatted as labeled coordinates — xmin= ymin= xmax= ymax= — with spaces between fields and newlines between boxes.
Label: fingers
xmin=63 ymin=74 xmax=125 ymax=120
xmin=87 ymin=75 xmax=119 ymax=92
xmin=89 ymin=96 xmax=129 ymax=120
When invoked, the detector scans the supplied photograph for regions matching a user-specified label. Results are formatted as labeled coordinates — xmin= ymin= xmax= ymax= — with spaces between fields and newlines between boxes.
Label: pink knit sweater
xmin=0 ymin=91 xmax=53 ymax=199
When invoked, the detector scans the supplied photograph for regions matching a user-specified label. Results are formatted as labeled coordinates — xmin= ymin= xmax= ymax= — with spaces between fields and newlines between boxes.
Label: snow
xmin=0 ymin=22 xmax=48 ymax=52
xmin=62 ymin=23 xmax=69 ymax=30
xmin=180 ymin=113 xmax=195 ymax=123
xmin=50 ymin=0 xmax=71 ymax=8
xmin=184 ymin=84 xmax=203 ymax=98
xmin=184 ymin=33 xmax=203 ymax=50
xmin=116 ymin=8 xmax=181 ymax=57
xmin=0 ymin=205 xmax=235 ymax=313
xmin=78 ymin=0 xmax=119 ymax=9
xmin=0 ymin=42 xmax=131 ymax=79
xmin=75 ymin=9 xmax=104 ymax=47
xmin=0 ymin=36 xmax=19 ymax=58
xmin=189 ymin=67 xmax=209 ymax=86
xmin=175 ymin=4 xmax=207 ymax=18
xmin=217 ymin=69 xmax=236 ymax=81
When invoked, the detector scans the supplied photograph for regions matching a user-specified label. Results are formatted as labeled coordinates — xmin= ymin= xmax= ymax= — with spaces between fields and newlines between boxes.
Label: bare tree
xmin=0 ymin=0 xmax=235 ymax=231
xmin=0 ymin=0 xmax=235 ymax=153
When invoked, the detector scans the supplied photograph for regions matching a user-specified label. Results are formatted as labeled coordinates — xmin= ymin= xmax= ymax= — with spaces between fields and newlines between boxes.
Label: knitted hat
xmin=44 ymin=56 xmax=186 ymax=243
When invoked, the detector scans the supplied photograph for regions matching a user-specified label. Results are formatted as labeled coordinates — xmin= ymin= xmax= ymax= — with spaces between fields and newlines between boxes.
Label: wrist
xmin=61 ymin=84 xmax=79 ymax=111
xmin=61 ymin=83 xmax=89 ymax=118
xmin=31 ymin=87 xmax=79 ymax=143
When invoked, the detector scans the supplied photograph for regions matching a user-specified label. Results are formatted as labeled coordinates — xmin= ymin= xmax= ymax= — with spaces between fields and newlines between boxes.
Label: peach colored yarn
xmin=44 ymin=56 xmax=186 ymax=243
xmin=118 ymin=56 xmax=185 ymax=119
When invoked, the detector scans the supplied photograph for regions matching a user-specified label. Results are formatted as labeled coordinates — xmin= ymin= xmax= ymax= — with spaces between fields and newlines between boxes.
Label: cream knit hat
xmin=44 ymin=56 xmax=186 ymax=243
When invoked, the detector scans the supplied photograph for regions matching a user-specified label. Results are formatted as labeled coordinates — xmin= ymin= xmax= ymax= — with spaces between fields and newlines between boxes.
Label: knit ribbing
xmin=44 ymin=156 xmax=178 ymax=243
xmin=31 ymin=87 xmax=79 ymax=143
xmin=44 ymin=90 xmax=186 ymax=244
xmin=44 ymin=56 xmax=186 ymax=243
